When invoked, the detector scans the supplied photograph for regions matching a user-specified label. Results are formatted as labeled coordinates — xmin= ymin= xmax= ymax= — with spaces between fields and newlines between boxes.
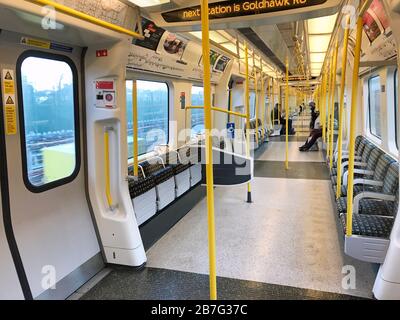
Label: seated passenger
xmin=271 ymin=103 xmax=280 ymax=125
xmin=299 ymin=113 xmax=322 ymax=152
xmin=280 ymin=111 xmax=296 ymax=136
xmin=309 ymin=101 xmax=319 ymax=129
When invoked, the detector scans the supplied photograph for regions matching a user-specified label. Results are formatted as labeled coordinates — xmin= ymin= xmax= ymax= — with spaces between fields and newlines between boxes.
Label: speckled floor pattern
xmin=81 ymin=267 xmax=366 ymax=300
xmin=81 ymin=119 xmax=378 ymax=300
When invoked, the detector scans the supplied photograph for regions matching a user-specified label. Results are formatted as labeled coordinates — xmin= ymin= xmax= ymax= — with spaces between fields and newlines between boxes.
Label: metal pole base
xmin=247 ymin=191 xmax=253 ymax=203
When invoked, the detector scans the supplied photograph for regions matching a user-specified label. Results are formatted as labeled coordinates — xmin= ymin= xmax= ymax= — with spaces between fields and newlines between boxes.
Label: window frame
xmin=394 ymin=68 xmax=398 ymax=149
xmin=367 ymin=75 xmax=382 ymax=140
xmin=16 ymin=50 xmax=81 ymax=193
xmin=126 ymin=79 xmax=170 ymax=159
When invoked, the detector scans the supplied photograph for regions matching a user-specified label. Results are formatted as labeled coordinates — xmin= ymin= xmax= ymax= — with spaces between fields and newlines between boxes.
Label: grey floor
xmin=81 ymin=114 xmax=378 ymax=300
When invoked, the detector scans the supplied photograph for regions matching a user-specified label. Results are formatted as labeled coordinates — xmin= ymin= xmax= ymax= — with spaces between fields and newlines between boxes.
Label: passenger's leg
xmin=300 ymin=129 xmax=322 ymax=151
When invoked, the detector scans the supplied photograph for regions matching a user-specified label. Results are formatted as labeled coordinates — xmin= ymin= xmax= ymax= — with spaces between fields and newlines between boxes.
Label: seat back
xmin=356 ymin=137 xmax=368 ymax=156
xmin=373 ymin=154 xmax=395 ymax=181
xmin=382 ymin=162 xmax=399 ymax=195
xmin=366 ymin=148 xmax=384 ymax=171
xmin=361 ymin=142 xmax=374 ymax=163
xmin=355 ymin=135 xmax=363 ymax=151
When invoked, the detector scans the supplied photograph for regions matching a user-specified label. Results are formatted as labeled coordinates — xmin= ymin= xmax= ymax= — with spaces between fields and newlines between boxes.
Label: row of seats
xmin=248 ymin=118 xmax=267 ymax=149
xmin=330 ymin=136 xmax=399 ymax=240
xmin=128 ymin=145 xmax=202 ymax=226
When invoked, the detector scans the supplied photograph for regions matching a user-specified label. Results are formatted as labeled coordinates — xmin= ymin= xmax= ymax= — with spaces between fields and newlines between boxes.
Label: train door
xmin=0 ymin=91 xmax=24 ymax=299
xmin=0 ymin=30 xmax=102 ymax=299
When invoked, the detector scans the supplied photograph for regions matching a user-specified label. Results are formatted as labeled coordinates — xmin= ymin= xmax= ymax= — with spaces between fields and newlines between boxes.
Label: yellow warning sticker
xmin=21 ymin=37 xmax=51 ymax=49
xmin=2 ymin=69 xmax=15 ymax=95
xmin=3 ymin=94 xmax=17 ymax=135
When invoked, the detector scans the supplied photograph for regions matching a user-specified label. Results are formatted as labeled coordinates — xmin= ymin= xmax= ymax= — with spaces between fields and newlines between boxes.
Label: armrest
xmin=340 ymin=161 xmax=367 ymax=174
xmin=342 ymin=169 xmax=375 ymax=186
xmin=353 ymin=178 xmax=383 ymax=187
xmin=353 ymin=192 xmax=396 ymax=214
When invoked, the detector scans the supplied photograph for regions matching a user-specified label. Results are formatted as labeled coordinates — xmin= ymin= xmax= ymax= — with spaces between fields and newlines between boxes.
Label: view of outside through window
xmin=126 ymin=80 xmax=169 ymax=158
xmin=250 ymin=91 xmax=256 ymax=118
xmin=20 ymin=56 xmax=76 ymax=187
xmin=369 ymin=76 xmax=381 ymax=138
xmin=191 ymin=86 xmax=204 ymax=135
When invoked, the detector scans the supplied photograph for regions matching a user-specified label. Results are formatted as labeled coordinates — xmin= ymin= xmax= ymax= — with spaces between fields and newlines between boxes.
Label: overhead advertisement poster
xmin=134 ymin=18 xmax=166 ymax=51
xmin=362 ymin=11 xmax=381 ymax=43
xmin=160 ymin=32 xmax=188 ymax=61
xmin=162 ymin=0 xmax=328 ymax=23
xmin=214 ymin=56 xmax=231 ymax=72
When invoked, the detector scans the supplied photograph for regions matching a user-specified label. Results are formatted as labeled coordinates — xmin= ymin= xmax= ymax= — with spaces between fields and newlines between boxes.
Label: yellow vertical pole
xmin=346 ymin=17 xmax=363 ymax=237
xmin=272 ymin=78 xmax=275 ymax=126
xmin=254 ymin=66 xmax=259 ymax=145
xmin=336 ymin=16 xmax=350 ymax=199
xmin=326 ymin=57 xmax=333 ymax=160
xmin=132 ymin=80 xmax=139 ymax=177
xmin=245 ymin=44 xmax=252 ymax=203
xmin=104 ymin=130 xmax=113 ymax=209
xmin=285 ymin=57 xmax=289 ymax=170
xmin=329 ymin=39 xmax=339 ymax=169
xmin=320 ymin=73 xmax=327 ymax=143
xmin=200 ymin=0 xmax=217 ymax=300
xmin=261 ymin=68 xmax=266 ymax=140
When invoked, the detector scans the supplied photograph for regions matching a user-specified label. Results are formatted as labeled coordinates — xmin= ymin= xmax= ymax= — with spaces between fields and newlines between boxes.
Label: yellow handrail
xmin=336 ymin=17 xmax=351 ymax=199
xmin=320 ymin=72 xmax=327 ymax=143
xmin=261 ymin=74 xmax=266 ymax=140
xmin=346 ymin=17 xmax=364 ymax=236
xmin=329 ymin=39 xmax=339 ymax=169
xmin=285 ymin=57 xmax=289 ymax=170
xmin=132 ymin=80 xmax=139 ymax=177
xmin=104 ymin=128 xmax=113 ymax=209
xmin=186 ymin=106 xmax=247 ymax=119
xmin=27 ymin=0 xmax=144 ymax=39
xmin=254 ymin=66 xmax=259 ymax=145
xmin=327 ymin=57 xmax=333 ymax=157
xmin=272 ymin=78 xmax=275 ymax=126
xmin=245 ymin=44 xmax=252 ymax=203
xmin=212 ymin=107 xmax=247 ymax=119
xmin=201 ymin=0 xmax=217 ymax=300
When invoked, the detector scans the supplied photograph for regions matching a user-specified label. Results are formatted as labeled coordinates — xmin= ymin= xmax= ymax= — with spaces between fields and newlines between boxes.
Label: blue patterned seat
xmin=336 ymin=162 xmax=399 ymax=217
xmin=340 ymin=213 xmax=394 ymax=239
xmin=337 ymin=154 xmax=395 ymax=197
xmin=333 ymin=136 xmax=366 ymax=169
xmin=331 ymin=142 xmax=375 ymax=177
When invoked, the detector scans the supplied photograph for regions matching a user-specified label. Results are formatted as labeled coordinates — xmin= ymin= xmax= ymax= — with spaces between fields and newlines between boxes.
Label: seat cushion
xmin=340 ymin=213 xmax=394 ymax=239
xmin=172 ymin=163 xmax=191 ymax=175
xmin=129 ymin=176 xmax=156 ymax=199
xmin=152 ymin=166 xmax=174 ymax=185
xmin=337 ymin=197 xmax=394 ymax=217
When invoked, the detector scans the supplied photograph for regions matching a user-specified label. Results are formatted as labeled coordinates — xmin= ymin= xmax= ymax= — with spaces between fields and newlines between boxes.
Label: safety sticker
xmin=3 ymin=94 xmax=17 ymax=135
xmin=2 ymin=68 xmax=17 ymax=135
xmin=2 ymin=69 xmax=15 ymax=95
xmin=21 ymin=37 xmax=51 ymax=49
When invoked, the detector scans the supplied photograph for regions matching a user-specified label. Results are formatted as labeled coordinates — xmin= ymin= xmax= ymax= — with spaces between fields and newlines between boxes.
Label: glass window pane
xmin=395 ymin=69 xmax=398 ymax=148
xmin=191 ymin=86 xmax=204 ymax=135
xmin=368 ymin=76 xmax=381 ymax=138
xmin=126 ymin=80 xmax=169 ymax=158
xmin=250 ymin=91 xmax=256 ymax=118
xmin=20 ymin=56 xmax=77 ymax=188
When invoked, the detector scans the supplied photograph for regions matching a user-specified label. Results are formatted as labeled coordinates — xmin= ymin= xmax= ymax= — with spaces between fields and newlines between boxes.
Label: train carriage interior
xmin=1 ymin=0 xmax=400 ymax=302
